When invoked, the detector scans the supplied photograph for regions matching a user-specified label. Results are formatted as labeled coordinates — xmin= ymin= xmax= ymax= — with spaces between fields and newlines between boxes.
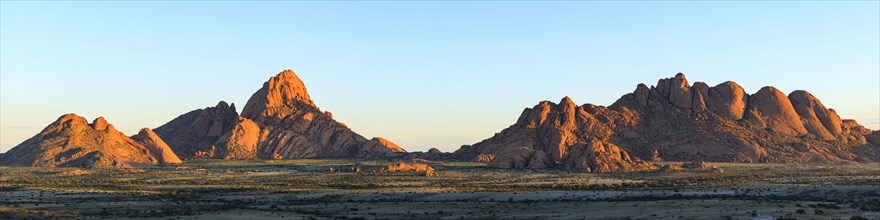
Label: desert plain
xmin=1 ymin=159 xmax=878 ymax=220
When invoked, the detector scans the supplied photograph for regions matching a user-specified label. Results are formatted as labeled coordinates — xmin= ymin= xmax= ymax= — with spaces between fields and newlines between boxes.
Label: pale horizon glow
xmin=1 ymin=2 xmax=878 ymax=153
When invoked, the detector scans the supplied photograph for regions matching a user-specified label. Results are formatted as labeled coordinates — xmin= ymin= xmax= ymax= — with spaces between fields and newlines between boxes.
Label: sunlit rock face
xmin=154 ymin=101 xmax=243 ymax=159
xmin=154 ymin=69 xmax=404 ymax=160
xmin=0 ymin=114 xmax=181 ymax=168
xmin=455 ymin=73 xmax=880 ymax=171
xmin=239 ymin=70 xmax=402 ymax=159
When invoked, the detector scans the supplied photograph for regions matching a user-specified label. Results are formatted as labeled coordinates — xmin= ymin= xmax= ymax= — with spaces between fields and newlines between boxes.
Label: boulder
xmin=747 ymin=86 xmax=808 ymax=136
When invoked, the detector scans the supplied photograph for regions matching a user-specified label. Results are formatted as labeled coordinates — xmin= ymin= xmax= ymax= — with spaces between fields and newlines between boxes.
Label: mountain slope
xmin=454 ymin=73 xmax=879 ymax=171
xmin=0 ymin=114 xmax=181 ymax=168
xmin=241 ymin=70 xmax=402 ymax=158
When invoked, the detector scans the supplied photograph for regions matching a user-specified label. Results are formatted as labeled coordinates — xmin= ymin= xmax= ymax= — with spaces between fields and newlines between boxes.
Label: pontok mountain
xmin=154 ymin=69 xmax=404 ymax=160
xmin=453 ymin=97 xmax=656 ymax=172
xmin=453 ymin=73 xmax=879 ymax=171
xmin=0 ymin=114 xmax=181 ymax=168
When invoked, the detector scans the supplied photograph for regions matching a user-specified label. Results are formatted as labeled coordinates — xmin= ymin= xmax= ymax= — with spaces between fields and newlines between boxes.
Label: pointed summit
xmin=559 ymin=96 xmax=576 ymax=109
xmin=241 ymin=69 xmax=315 ymax=120
xmin=235 ymin=69 xmax=402 ymax=159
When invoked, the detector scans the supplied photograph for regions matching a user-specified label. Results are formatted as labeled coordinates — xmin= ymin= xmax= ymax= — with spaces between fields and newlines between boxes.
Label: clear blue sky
xmin=1 ymin=1 xmax=878 ymax=153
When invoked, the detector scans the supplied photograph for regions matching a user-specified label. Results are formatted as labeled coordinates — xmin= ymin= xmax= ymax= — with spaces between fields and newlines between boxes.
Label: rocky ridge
xmin=155 ymin=69 xmax=404 ymax=160
xmin=454 ymin=73 xmax=879 ymax=171
xmin=0 ymin=114 xmax=181 ymax=168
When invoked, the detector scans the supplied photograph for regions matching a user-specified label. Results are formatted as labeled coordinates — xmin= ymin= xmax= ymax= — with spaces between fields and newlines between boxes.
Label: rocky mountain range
xmin=1 ymin=70 xmax=877 ymax=172
xmin=452 ymin=73 xmax=879 ymax=172
xmin=1 ymin=69 xmax=403 ymax=167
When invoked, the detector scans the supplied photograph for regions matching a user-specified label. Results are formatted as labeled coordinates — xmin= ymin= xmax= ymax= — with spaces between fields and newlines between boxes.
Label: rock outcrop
xmin=705 ymin=81 xmax=748 ymax=120
xmin=459 ymin=96 xmax=655 ymax=172
xmin=154 ymin=101 xmax=242 ymax=159
xmin=472 ymin=154 xmax=495 ymax=163
xmin=486 ymin=147 xmax=554 ymax=169
xmin=558 ymin=140 xmax=656 ymax=172
xmin=657 ymin=164 xmax=684 ymax=173
xmin=240 ymin=70 xmax=402 ymax=159
xmin=402 ymin=148 xmax=451 ymax=161
xmin=746 ymin=86 xmax=808 ymax=136
xmin=455 ymin=73 xmax=879 ymax=169
xmin=209 ymin=117 xmax=263 ymax=159
xmin=372 ymin=137 xmax=407 ymax=153
xmin=380 ymin=162 xmax=437 ymax=176
xmin=131 ymin=128 xmax=182 ymax=164
xmin=0 ymin=114 xmax=181 ymax=168
xmin=153 ymin=69 xmax=404 ymax=160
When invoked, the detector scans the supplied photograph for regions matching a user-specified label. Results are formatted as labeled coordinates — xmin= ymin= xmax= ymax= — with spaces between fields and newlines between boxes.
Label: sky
xmin=1 ymin=1 xmax=878 ymax=153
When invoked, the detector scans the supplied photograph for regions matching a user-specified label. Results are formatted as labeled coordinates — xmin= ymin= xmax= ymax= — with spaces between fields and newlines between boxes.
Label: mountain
xmin=454 ymin=97 xmax=656 ymax=172
xmin=0 ymin=114 xmax=181 ymax=168
xmin=453 ymin=73 xmax=879 ymax=171
xmin=155 ymin=69 xmax=403 ymax=159
xmin=240 ymin=69 xmax=402 ymax=158
xmin=372 ymin=137 xmax=407 ymax=153
xmin=154 ymin=101 xmax=261 ymax=159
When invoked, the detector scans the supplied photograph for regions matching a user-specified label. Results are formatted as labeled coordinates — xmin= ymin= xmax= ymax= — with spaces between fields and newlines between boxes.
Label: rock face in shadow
xmin=455 ymin=73 xmax=879 ymax=169
xmin=788 ymin=90 xmax=843 ymax=140
xmin=0 ymin=114 xmax=181 ymax=168
xmin=706 ymin=81 xmax=748 ymax=120
xmin=154 ymin=101 xmax=241 ymax=159
xmin=240 ymin=70 xmax=402 ymax=159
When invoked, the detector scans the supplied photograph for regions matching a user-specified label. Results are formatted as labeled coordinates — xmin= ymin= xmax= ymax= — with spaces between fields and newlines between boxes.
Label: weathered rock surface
xmin=131 ymin=128 xmax=182 ymax=164
xmin=154 ymin=101 xmax=241 ymax=159
xmin=657 ymin=164 xmax=684 ymax=173
xmin=747 ymin=86 xmax=808 ymax=136
xmin=372 ymin=137 xmax=407 ymax=153
xmin=456 ymin=73 xmax=879 ymax=169
xmin=788 ymin=90 xmax=843 ymax=140
xmin=402 ymin=148 xmax=451 ymax=161
xmin=381 ymin=162 xmax=437 ymax=176
xmin=241 ymin=70 xmax=403 ymax=158
xmin=461 ymin=96 xmax=655 ymax=172
xmin=241 ymin=70 xmax=316 ymax=120
xmin=486 ymin=147 xmax=555 ymax=169
xmin=210 ymin=117 xmax=263 ymax=159
xmin=0 ymin=114 xmax=181 ymax=168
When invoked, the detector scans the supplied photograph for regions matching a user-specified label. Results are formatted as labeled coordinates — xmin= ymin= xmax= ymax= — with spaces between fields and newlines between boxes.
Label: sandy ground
xmin=2 ymin=161 xmax=879 ymax=219
xmin=2 ymin=186 xmax=877 ymax=219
